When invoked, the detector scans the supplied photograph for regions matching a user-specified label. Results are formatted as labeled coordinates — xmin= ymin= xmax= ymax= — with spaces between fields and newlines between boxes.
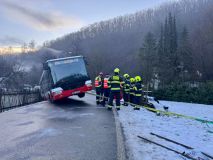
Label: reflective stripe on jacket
xmin=123 ymin=79 xmax=130 ymax=93
xmin=130 ymin=83 xmax=135 ymax=95
xmin=95 ymin=76 xmax=102 ymax=88
xmin=108 ymin=75 xmax=123 ymax=91
xmin=104 ymin=77 xmax=109 ymax=89
xmin=134 ymin=82 xmax=142 ymax=96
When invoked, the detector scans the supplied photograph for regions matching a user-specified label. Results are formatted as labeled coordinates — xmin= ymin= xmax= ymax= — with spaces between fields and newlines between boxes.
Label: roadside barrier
xmin=86 ymin=91 xmax=213 ymax=125
xmin=0 ymin=90 xmax=42 ymax=112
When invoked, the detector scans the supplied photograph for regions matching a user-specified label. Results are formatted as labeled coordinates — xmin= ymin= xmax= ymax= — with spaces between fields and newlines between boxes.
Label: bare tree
xmin=28 ymin=40 xmax=36 ymax=51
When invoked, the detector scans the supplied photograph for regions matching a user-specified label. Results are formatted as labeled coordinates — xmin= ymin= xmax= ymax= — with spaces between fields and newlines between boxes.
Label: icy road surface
xmin=0 ymin=94 xmax=117 ymax=160
xmin=118 ymin=100 xmax=213 ymax=160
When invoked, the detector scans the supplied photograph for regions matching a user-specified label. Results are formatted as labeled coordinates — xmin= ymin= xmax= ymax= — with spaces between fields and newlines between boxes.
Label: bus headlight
xmin=51 ymin=87 xmax=63 ymax=95
xmin=85 ymin=80 xmax=92 ymax=87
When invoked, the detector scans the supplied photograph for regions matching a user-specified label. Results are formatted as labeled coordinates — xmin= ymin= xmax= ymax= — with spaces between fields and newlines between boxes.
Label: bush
xmin=152 ymin=81 xmax=213 ymax=105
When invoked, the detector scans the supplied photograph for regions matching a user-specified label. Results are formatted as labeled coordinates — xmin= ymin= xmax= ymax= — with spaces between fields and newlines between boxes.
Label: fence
xmin=0 ymin=90 xmax=43 ymax=112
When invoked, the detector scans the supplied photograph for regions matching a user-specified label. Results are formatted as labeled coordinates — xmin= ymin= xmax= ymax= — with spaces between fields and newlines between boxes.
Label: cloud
xmin=0 ymin=1 xmax=83 ymax=31
xmin=0 ymin=35 xmax=24 ymax=46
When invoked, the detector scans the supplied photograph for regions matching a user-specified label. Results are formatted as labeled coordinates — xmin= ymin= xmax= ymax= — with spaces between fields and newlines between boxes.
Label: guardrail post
xmin=23 ymin=91 xmax=27 ymax=105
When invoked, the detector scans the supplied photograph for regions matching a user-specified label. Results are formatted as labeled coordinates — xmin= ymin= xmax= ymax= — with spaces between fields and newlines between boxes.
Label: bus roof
xmin=46 ymin=56 xmax=83 ymax=63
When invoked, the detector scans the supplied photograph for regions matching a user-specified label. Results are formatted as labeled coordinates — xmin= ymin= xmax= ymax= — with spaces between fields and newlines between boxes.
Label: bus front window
xmin=48 ymin=58 xmax=89 ymax=85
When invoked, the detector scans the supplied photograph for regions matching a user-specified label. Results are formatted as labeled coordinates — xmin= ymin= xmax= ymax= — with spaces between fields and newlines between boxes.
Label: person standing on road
xmin=107 ymin=68 xmax=123 ymax=110
xmin=122 ymin=74 xmax=130 ymax=106
xmin=102 ymin=73 xmax=110 ymax=107
xmin=95 ymin=72 xmax=104 ymax=105
xmin=129 ymin=77 xmax=136 ymax=107
xmin=133 ymin=76 xmax=143 ymax=110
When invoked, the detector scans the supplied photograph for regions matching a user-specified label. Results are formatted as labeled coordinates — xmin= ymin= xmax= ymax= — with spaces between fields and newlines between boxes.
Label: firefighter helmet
xmin=114 ymin=68 xmax=120 ymax=73
xmin=130 ymin=78 xmax=135 ymax=83
xmin=135 ymin=76 xmax=141 ymax=82
xmin=123 ymin=74 xmax=129 ymax=78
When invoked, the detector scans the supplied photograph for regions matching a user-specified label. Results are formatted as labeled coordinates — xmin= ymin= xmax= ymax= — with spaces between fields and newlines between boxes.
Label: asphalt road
xmin=0 ymin=94 xmax=117 ymax=160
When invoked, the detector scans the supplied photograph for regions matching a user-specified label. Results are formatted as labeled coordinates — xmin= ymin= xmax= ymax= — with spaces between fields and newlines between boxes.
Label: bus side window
xmin=43 ymin=71 xmax=49 ymax=93
xmin=47 ymin=70 xmax=53 ymax=90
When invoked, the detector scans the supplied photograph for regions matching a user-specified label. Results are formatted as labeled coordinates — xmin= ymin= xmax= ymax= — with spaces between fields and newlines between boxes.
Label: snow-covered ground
xmin=118 ymin=99 xmax=213 ymax=160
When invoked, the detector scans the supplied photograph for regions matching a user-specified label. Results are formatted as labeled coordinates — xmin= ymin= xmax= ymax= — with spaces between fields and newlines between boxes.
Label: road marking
xmin=113 ymin=108 xmax=127 ymax=160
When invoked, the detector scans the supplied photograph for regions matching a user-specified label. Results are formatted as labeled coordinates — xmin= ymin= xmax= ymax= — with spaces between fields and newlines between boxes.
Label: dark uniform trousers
xmin=102 ymin=88 xmax=110 ymax=106
xmin=107 ymin=75 xmax=123 ymax=109
xmin=134 ymin=96 xmax=141 ymax=106
xmin=96 ymin=87 xmax=102 ymax=104
xmin=108 ymin=91 xmax=121 ymax=107
xmin=134 ymin=82 xmax=142 ymax=109
xmin=129 ymin=86 xmax=135 ymax=106
xmin=123 ymin=92 xmax=129 ymax=105
xmin=129 ymin=94 xmax=135 ymax=105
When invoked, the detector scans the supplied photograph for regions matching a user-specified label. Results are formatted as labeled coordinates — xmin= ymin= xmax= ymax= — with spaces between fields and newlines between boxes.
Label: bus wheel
xmin=78 ymin=93 xmax=85 ymax=98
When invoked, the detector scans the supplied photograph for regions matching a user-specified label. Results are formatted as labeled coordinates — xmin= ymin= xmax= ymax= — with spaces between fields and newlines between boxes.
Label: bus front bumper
xmin=52 ymin=85 xmax=92 ymax=101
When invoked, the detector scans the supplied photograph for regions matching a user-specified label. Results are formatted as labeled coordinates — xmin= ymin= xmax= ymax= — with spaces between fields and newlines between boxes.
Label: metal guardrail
xmin=0 ymin=91 xmax=42 ymax=112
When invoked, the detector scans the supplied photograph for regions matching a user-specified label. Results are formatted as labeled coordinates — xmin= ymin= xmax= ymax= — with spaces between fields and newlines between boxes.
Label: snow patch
xmin=118 ymin=101 xmax=213 ymax=160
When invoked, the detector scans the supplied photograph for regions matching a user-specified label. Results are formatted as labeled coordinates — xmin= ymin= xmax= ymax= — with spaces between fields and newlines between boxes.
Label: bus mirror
xmin=43 ymin=63 xmax=48 ymax=70
xmin=85 ymin=60 xmax=89 ymax=65
xmin=83 ymin=57 xmax=89 ymax=65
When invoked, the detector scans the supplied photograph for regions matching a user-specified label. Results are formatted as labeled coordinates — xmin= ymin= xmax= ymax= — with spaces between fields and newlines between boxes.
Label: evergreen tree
xmin=157 ymin=13 xmax=179 ymax=85
xmin=157 ymin=25 xmax=164 ymax=62
xmin=171 ymin=15 xmax=179 ymax=80
xmin=158 ymin=15 xmax=192 ymax=84
xmin=168 ymin=12 xmax=173 ymax=54
xmin=173 ymin=16 xmax=178 ymax=53
xmin=139 ymin=32 xmax=157 ymax=85
xmin=178 ymin=26 xmax=194 ymax=81
xmin=168 ymin=13 xmax=178 ymax=54
xmin=157 ymin=25 xmax=166 ymax=84
xmin=163 ymin=17 xmax=169 ymax=55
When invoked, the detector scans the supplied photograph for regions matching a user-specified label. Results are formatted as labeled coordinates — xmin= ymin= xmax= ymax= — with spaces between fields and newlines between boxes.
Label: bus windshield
xmin=48 ymin=57 xmax=89 ymax=85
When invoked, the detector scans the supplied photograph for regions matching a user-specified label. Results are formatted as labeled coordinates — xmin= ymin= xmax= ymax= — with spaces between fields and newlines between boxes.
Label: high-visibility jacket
xmin=108 ymin=75 xmax=123 ymax=92
xmin=123 ymin=79 xmax=130 ymax=93
xmin=129 ymin=83 xmax=135 ymax=95
xmin=103 ymin=77 xmax=110 ymax=89
xmin=95 ymin=76 xmax=102 ymax=88
xmin=134 ymin=81 xmax=143 ymax=97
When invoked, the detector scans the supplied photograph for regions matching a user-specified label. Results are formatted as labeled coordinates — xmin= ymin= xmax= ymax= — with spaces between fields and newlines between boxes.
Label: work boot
xmin=107 ymin=105 xmax=112 ymax=110
xmin=101 ymin=101 xmax=105 ymax=107
xmin=116 ymin=106 xmax=120 ymax=110
xmin=131 ymin=103 xmax=135 ymax=108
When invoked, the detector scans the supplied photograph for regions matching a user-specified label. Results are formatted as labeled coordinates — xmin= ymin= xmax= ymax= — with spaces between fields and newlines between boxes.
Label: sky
xmin=0 ymin=0 xmax=172 ymax=48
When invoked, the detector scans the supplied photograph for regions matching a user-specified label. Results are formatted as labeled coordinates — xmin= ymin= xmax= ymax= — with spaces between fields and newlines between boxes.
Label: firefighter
xmin=102 ymin=73 xmax=110 ymax=106
xmin=122 ymin=74 xmax=130 ymax=106
xmin=95 ymin=72 xmax=103 ymax=105
xmin=129 ymin=77 xmax=135 ymax=107
xmin=133 ymin=76 xmax=143 ymax=110
xmin=107 ymin=68 xmax=123 ymax=110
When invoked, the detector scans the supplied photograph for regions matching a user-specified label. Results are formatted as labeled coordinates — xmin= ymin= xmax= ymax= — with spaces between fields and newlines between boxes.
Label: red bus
xmin=39 ymin=56 xmax=92 ymax=102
